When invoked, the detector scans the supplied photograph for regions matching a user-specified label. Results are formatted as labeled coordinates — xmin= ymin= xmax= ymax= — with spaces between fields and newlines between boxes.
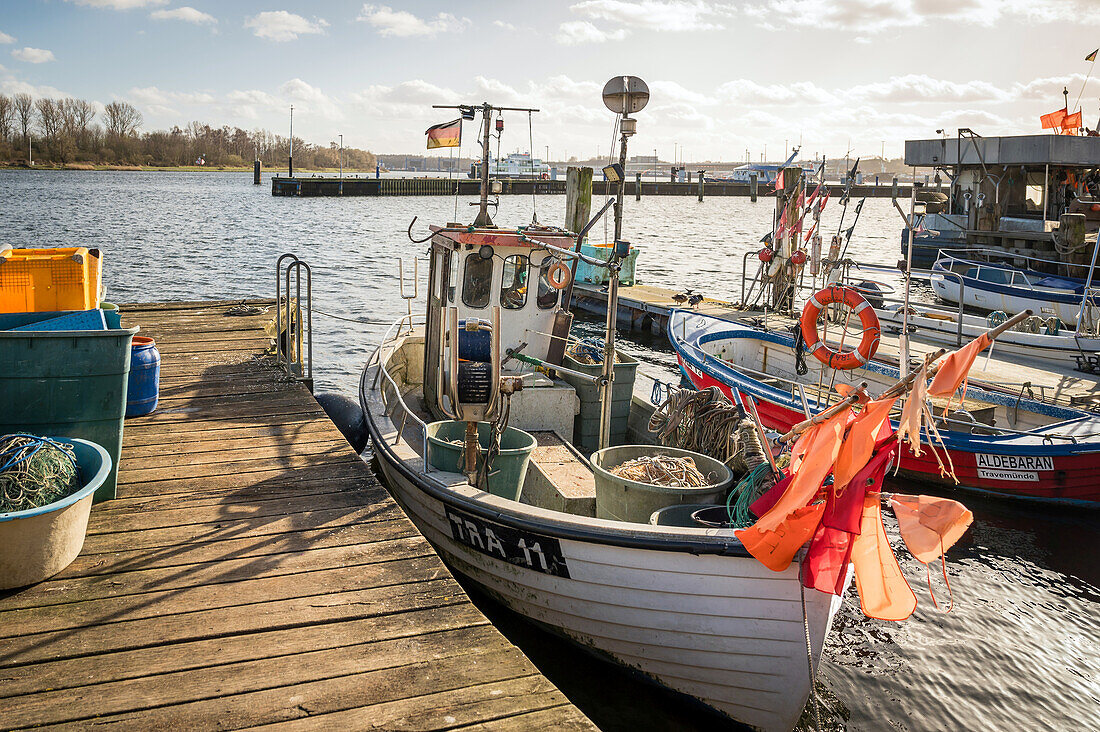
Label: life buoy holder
xmin=547 ymin=260 xmax=571 ymax=290
xmin=800 ymin=285 xmax=880 ymax=370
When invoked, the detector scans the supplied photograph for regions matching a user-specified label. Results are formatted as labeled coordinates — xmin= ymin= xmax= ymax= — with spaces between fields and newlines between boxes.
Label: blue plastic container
xmin=126 ymin=336 xmax=160 ymax=417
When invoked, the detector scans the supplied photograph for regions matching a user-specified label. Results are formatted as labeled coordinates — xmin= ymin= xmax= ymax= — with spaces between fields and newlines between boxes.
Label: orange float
xmin=800 ymin=285 xmax=881 ymax=370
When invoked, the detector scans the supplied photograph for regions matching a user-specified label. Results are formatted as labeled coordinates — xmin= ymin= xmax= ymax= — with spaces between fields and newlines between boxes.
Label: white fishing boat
xmin=930 ymin=248 xmax=1100 ymax=327
xmin=360 ymin=86 xmax=849 ymax=732
xmin=877 ymin=302 xmax=1100 ymax=368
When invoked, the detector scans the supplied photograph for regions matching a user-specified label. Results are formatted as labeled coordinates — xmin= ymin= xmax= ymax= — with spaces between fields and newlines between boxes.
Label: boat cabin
xmin=903 ymin=133 xmax=1100 ymax=268
xmin=422 ymin=224 xmax=580 ymax=438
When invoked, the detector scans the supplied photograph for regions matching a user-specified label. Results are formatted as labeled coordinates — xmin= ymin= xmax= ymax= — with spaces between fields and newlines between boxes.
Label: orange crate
xmin=0 ymin=247 xmax=103 ymax=313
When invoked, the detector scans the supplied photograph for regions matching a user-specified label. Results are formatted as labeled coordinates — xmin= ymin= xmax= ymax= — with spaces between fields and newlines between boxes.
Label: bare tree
xmin=0 ymin=94 xmax=12 ymax=143
xmin=36 ymin=97 xmax=73 ymax=162
xmin=62 ymin=98 xmax=97 ymax=151
xmin=103 ymin=101 xmax=142 ymax=139
xmin=14 ymin=93 xmax=34 ymax=151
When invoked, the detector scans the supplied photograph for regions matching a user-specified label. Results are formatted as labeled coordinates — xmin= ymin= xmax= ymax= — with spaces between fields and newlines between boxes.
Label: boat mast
xmin=431 ymin=102 xmax=539 ymax=227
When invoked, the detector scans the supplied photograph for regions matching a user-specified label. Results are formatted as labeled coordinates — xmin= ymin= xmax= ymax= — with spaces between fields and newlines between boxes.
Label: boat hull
xmin=363 ymin=345 xmax=843 ymax=731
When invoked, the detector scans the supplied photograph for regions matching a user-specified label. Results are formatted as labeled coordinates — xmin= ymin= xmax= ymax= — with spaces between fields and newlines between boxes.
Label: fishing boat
xmin=669 ymin=307 xmax=1100 ymax=505
xmin=877 ymin=301 xmax=1100 ymax=369
xmin=930 ymin=248 xmax=1100 ymax=327
xmin=360 ymin=88 xmax=851 ymax=731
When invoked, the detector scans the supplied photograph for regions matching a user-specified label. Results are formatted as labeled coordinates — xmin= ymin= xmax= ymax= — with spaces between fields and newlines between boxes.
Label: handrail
xmin=369 ymin=313 xmax=431 ymax=472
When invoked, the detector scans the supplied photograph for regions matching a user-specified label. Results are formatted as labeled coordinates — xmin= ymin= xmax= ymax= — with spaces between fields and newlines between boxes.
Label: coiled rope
xmin=0 ymin=434 xmax=79 ymax=513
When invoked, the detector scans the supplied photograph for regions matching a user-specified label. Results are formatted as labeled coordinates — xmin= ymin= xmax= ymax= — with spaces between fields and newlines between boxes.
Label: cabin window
xmin=536 ymin=258 xmax=560 ymax=310
xmin=462 ymin=252 xmax=494 ymax=308
xmin=500 ymin=255 xmax=529 ymax=309
xmin=447 ymin=250 xmax=459 ymax=303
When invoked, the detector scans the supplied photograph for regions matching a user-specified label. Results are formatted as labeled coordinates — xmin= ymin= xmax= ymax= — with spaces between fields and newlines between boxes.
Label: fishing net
xmin=610 ymin=454 xmax=712 ymax=488
xmin=0 ymin=434 xmax=80 ymax=513
xmin=567 ymin=337 xmax=622 ymax=365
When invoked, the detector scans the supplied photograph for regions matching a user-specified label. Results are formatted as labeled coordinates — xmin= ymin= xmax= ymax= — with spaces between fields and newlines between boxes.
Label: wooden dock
xmin=0 ymin=300 xmax=593 ymax=731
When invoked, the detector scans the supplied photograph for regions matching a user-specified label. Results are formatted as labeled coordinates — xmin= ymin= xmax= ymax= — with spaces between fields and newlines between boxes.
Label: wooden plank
xmin=0 ymin=536 xmax=435 ymax=619
xmin=37 ymin=648 xmax=536 ymax=731
xmin=115 ymin=437 xmax=347 ymax=469
xmin=246 ymin=674 xmax=572 ymax=731
xmin=121 ymin=432 xmax=342 ymax=460
xmin=60 ymin=520 xmax=418 ymax=580
xmin=0 ymin=603 xmax=487 ymax=701
xmin=0 ymin=577 xmax=458 ymax=668
xmin=81 ymin=503 xmax=403 ymax=555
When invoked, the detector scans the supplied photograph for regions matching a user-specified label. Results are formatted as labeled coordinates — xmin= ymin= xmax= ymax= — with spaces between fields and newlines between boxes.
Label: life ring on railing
xmin=547 ymin=260 xmax=571 ymax=290
xmin=800 ymin=285 xmax=880 ymax=370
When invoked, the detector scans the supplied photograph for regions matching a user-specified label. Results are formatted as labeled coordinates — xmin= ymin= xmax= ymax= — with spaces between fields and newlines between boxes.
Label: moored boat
xmin=669 ymin=308 xmax=1100 ymax=505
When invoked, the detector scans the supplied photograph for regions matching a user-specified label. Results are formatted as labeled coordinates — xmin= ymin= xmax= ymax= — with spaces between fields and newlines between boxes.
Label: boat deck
xmin=0 ymin=300 xmax=593 ymax=731
xmin=573 ymin=282 xmax=1100 ymax=410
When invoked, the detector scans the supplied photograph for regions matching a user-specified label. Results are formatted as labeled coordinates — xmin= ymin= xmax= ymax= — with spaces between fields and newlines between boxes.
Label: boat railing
xmin=368 ymin=312 xmax=432 ymax=473
xmin=934 ymin=247 xmax=1096 ymax=277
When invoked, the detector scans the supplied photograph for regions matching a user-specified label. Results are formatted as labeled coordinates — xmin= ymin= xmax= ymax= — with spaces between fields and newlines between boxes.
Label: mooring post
xmin=697 ymin=170 xmax=705 ymax=202
xmin=635 ymin=172 xmax=641 ymax=201
xmin=547 ymin=165 xmax=593 ymax=367
xmin=253 ymin=160 xmax=261 ymax=185
xmin=750 ymin=172 xmax=758 ymax=202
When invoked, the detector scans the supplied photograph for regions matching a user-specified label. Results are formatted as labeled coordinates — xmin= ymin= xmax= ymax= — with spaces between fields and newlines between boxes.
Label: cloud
xmin=11 ymin=47 xmax=56 ymax=63
xmin=278 ymin=78 xmax=343 ymax=120
xmin=0 ymin=31 xmax=14 ymax=44
xmin=570 ymin=0 xmax=729 ymax=31
xmin=244 ymin=11 xmax=328 ymax=42
xmin=357 ymin=4 xmax=471 ymax=37
xmin=150 ymin=6 xmax=217 ymax=25
xmin=555 ymin=20 xmax=628 ymax=44
xmin=128 ymin=85 xmax=215 ymax=106
xmin=848 ymin=75 xmax=1004 ymax=104
xmin=493 ymin=20 xmax=517 ymax=31
xmin=741 ymin=0 xmax=1084 ymax=34
xmin=66 ymin=0 xmax=167 ymax=8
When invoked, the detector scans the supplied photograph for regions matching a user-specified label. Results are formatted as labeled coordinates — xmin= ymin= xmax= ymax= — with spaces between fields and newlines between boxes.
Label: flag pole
xmin=1074 ymin=54 xmax=1098 ymax=113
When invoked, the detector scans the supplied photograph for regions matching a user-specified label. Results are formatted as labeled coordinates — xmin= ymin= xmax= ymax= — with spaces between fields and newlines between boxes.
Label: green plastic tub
xmin=576 ymin=243 xmax=640 ymax=286
xmin=558 ymin=351 xmax=639 ymax=453
xmin=590 ymin=445 xmax=732 ymax=523
xmin=425 ymin=420 xmax=537 ymax=501
xmin=0 ymin=312 xmax=138 ymax=502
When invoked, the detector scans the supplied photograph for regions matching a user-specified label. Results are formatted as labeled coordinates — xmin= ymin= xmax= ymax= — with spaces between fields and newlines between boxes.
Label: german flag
xmin=1087 ymin=49 xmax=1098 ymax=62
xmin=425 ymin=119 xmax=461 ymax=149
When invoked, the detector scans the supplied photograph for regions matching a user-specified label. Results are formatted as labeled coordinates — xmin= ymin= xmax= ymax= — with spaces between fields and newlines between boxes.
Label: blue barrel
xmin=126 ymin=336 xmax=160 ymax=417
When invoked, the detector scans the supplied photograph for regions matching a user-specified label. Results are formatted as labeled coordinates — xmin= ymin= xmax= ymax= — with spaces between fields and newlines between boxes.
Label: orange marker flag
xmin=851 ymin=492 xmax=917 ymax=621
xmin=832 ymin=395 xmax=898 ymax=494
xmin=1041 ymin=107 xmax=1067 ymax=129
xmin=1062 ymin=111 xmax=1083 ymax=134
xmin=890 ymin=494 xmax=973 ymax=564
xmin=927 ymin=332 xmax=991 ymax=399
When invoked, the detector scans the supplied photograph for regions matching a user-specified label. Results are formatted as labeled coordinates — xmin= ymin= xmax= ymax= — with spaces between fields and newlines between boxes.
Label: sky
xmin=2 ymin=0 xmax=1100 ymax=162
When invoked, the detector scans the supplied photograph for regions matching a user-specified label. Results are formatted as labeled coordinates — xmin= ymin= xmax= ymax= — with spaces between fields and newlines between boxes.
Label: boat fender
xmin=547 ymin=260 xmax=571 ymax=290
xmin=314 ymin=392 xmax=369 ymax=453
xmin=800 ymin=285 xmax=881 ymax=370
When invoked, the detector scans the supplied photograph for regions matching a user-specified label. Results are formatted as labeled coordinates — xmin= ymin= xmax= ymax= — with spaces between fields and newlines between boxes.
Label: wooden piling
xmin=697 ymin=171 xmax=705 ymax=202
xmin=750 ymin=173 xmax=758 ymax=202
xmin=253 ymin=160 xmax=261 ymax=185
xmin=635 ymin=172 xmax=642 ymax=201
xmin=550 ymin=166 xmax=593 ymax=367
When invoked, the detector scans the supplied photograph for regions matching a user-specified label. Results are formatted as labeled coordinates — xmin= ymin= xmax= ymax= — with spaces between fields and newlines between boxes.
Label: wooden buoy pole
xmin=697 ymin=170 xmax=705 ymax=202
xmin=635 ymin=172 xmax=642 ymax=201
xmin=253 ymin=160 xmax=261 ymax=185
xmin=750 ymin=173 xmax=758 ymax=202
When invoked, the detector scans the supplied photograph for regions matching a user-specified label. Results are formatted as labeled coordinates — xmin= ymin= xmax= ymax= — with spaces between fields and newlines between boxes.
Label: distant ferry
xmin=469 ymin=152 xmax=550 ymax=179
xmin=714 ymin=149 xmax=817 ymax=184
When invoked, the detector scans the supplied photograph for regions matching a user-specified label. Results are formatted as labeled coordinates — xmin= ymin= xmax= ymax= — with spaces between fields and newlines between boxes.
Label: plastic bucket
xmin=126 ymin=336 xmax=161 ymax=417
xmin=590 ymin=445 xmax=732 ymax=523
xmin=0 ymin=312 xmax=138 ymax=502
xmin=558 ymin=352 xmax=638 ymax=453
xmin=649 ymin=504 xmax=732 ymax=528
xmin=100 ymin=302 xmax=121 ymax=329
xmin=0 ymin=437 xmax=111 ymax=589
xmin=425 ymin=420 xmax=537 ymax=500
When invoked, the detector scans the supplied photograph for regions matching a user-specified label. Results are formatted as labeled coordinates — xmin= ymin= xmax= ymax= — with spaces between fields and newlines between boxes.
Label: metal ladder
xmin=275 ymin=253 xmax=313 ymax=390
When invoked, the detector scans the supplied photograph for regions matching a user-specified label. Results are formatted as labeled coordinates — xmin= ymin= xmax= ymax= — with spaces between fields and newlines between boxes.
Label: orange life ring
xmin=547 ymin=260 xmax=571 ymax=290
xmin=800 ymin=285 xmax=880 ymax=370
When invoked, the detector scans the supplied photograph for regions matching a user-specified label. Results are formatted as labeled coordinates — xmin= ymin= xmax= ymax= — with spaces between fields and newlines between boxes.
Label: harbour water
xmin=4 ymin=170 xmax=1098 ymax=731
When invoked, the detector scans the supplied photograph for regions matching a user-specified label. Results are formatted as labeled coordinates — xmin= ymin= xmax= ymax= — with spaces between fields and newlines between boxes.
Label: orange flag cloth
xmin=832 ymin=396 xmax=898 ymax=494
xmin=897 ymin=361 xmax=928 ymax=456
xmin=851 ymin=492 xmax=917 ymax=621
xmin=890 ymin=494 xmax=973 ymax=563
xmin=737 ymin=407 xmax=850 ymax=572
xmin=928 ymin=333 xmax=991 ymax=399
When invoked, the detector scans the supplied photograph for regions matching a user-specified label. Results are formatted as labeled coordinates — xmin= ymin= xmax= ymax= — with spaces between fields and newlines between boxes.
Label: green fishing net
xmin=0 ymin=435 xmax=80 ymax=513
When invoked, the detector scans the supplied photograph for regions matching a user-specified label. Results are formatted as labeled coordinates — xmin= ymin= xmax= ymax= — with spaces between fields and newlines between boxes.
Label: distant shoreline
xmin=0 ymin=164 xmax=378 ymax=174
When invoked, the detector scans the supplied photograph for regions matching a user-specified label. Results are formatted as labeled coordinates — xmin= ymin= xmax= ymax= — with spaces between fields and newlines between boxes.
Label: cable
xmin=312 ymin=308 xmax=395 ymax=325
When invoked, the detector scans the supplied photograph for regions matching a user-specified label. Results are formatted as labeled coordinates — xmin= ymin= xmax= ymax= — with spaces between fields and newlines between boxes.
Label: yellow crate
xmin=0 ymin=247 xmax=103 ymax=313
